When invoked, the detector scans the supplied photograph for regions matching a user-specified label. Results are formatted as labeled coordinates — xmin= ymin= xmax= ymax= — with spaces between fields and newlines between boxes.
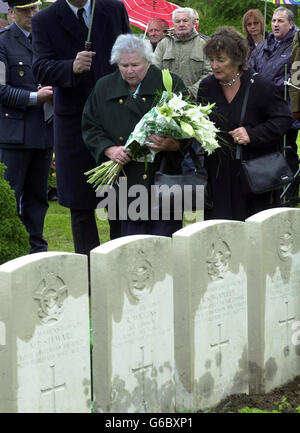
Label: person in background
xmin=242 ymin=9 xmax=266 ymax=54
xmin=193 ymin=9 xmax=199 ymax=30
xmin=193 ymin=8 xmax=208 ymax=40
xmin=154 ymin=7 xmax=211 ymax=99
xmin=198 ymin=26 xmax=293 ymax=221
xmin=31 ymin=0 xmax=130 ymax=257
xmin=0 ymin=0 xmax=53 ymax=254
xmin=249 ymin=6 xmax=298 ymax=174
xmin=82 ymin=34 xmax=188 ymax=237
xmin=147 ymin=17 xmax=168 ymax=51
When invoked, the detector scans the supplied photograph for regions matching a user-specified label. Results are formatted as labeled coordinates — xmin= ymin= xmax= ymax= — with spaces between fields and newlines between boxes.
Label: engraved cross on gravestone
xmin=279 ymin=301 xmax=296 ymax=356
xmin=210 ymin=323 xmax=230 ymax=376
xmin=131 ymin=346 xmax=153 ymax=412
xmin=40 ymin=364 xmax=66 ymax=412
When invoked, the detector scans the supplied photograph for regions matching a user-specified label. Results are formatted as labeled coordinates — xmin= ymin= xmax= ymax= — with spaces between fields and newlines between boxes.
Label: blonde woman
xmin=242 ymin=9 xmax=266 ymax=54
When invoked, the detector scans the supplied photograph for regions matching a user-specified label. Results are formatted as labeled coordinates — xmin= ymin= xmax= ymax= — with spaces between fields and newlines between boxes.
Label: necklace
xmin=220 ymin=72 xmax=240 ymax=87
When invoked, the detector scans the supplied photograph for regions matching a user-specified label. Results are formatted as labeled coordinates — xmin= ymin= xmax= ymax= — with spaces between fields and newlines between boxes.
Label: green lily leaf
xmin=162 ymin=69 xmax=173 ymax=98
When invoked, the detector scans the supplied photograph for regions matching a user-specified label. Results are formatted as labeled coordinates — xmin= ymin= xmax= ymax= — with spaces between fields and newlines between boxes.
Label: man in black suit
xmin=0 ymin=0 xmax=53 ymax=254
xmin=31 ymin=0 xmax=131 ymax=255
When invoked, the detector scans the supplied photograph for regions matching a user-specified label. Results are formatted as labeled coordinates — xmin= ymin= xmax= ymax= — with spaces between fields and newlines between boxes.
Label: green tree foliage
xmin=203 ymin=0 xmax=269 ymax=21
xmin=0 ymin=163 xmax=29 ymax=265
xmin=172 ymin=0 xmax=299 ymax=36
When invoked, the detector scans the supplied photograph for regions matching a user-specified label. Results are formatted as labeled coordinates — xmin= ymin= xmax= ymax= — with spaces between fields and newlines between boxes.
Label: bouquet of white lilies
xmin=85 ymin=69 xmax=220 ymax=190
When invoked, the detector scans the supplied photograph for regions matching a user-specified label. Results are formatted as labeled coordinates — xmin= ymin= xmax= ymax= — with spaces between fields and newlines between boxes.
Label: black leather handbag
xmin=237 ymin=74 xmax=294 ymax=194
xmin=153 ymin=146 xmax=213 ymax=216
xmin=241 ymin=150 xmax=294 ymax=194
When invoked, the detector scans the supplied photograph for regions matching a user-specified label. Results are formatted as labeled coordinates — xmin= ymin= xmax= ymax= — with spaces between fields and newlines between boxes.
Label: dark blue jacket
xmin=31 ymin=0 xmax=131 ymax=209
xmin=249 ymin=26 xmax=297 ymax=97
xmin=0 ymin=23 xmax=52 ymax=149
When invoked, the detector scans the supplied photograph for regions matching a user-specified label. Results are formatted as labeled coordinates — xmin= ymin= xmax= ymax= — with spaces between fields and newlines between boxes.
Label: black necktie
xmin=77 ymin=8 xmax=88 ymax=32
xmin=28 ymin=34 xmax=32 ymax=43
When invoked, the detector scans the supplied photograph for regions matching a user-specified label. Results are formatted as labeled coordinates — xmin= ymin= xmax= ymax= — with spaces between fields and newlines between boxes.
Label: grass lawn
xmin=43 ymin=201 xmax=110 ymax=252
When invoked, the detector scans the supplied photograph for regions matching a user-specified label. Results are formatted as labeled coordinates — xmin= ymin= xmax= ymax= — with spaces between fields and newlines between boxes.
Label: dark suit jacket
xmin=0 ymin=23 xmax=52 ymax=150
xmin=31 ymin=0 xmax=131 ymax=209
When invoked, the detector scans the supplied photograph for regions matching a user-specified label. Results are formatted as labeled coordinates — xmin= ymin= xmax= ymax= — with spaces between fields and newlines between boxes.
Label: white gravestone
xmin=246 ymin=208 xmax=300 ymax=393
xmin=0 ymin=252 xmax=91 ymax=413
xmin=173 ymin=220 xmax=248 ymax=411
xmin=91 ymin=235 xmax=174 ymax=413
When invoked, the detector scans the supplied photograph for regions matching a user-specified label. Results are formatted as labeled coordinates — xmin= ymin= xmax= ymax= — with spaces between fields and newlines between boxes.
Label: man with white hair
xmin=154 ymin=7 xmax=211 ymax=98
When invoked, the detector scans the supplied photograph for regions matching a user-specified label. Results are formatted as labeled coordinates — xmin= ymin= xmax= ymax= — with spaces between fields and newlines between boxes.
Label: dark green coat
xmin=82 ymin=64 xmax=188 ymax=197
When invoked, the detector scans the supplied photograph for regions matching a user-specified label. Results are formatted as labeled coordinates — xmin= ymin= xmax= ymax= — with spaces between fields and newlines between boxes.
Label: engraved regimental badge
xmin=207 ymin=240 xmax=231 ymax=281
xmin=34 ymin=273 xmax=68 ymax=325
xmin=127 ymin=250 xmax=154 ymax=301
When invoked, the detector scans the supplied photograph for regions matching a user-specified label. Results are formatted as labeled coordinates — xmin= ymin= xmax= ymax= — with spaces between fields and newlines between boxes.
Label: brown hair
xmin=204 ymin=26 xmax=249 ymax=71
xmin=242 ymin=9 xmax=264 ymax=36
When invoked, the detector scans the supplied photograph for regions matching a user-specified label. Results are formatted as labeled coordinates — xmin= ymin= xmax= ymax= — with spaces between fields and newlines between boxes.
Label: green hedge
xmin=0 ymin=162 xmax=29 ymax=265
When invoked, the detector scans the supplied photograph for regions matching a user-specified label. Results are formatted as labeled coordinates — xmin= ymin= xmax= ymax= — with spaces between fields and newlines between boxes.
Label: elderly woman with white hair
xmin=82 ymin=34 xmax=188 ymax=237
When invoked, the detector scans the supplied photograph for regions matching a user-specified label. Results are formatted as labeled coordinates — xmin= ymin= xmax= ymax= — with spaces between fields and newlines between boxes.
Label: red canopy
xmin=122 ymin=0 xmax=179 ymax=31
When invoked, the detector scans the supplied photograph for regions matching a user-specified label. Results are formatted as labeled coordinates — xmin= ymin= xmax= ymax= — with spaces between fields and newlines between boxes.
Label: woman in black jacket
xmin=82 ymin=34 xmax=188 ymax=237
xmin=198 ymin=26 xmax=293 ymax=221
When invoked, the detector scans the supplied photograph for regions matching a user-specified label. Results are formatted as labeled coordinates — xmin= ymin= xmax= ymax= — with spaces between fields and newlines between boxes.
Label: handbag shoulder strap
xmin=236 ymin=72 xmax=258 ymax=160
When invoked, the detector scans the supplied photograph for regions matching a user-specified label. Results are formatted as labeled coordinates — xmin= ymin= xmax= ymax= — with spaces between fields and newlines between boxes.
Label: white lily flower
xmin=185 ymin=107 xmax=205 ymax=123
xmin=168 ymin=92 xmax=188 ymax=111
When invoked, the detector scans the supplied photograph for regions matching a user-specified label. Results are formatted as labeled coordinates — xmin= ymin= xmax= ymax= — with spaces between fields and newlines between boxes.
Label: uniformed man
xmin=0 ymin=0 xmax=53 ymax=254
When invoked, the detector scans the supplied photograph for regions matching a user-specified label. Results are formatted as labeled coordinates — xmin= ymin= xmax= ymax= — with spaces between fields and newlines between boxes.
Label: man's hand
xmin=73 ymin=50 xmax=96 ymax=74
xmin=104 ymin=146 xmax=131 ymax=165
xmin=37 ymin=86 xmax=53 ymax=103
xmin=146 ymin=134 xmax=180 ymax=152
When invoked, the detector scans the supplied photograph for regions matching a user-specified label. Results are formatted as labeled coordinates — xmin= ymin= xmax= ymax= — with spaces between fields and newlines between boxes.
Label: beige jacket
xmin=153 ymin=28 xmax=211 ymax=98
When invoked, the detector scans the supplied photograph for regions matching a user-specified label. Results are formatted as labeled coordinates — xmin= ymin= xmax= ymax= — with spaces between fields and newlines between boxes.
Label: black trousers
xmin=70 ymin=209 xmax=122 ymax=254
xmin=70 ymin=209 xmax=100 ymax=255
